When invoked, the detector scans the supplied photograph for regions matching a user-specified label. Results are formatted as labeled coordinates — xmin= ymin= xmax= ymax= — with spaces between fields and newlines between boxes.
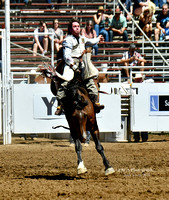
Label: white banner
xmin=131 ymin=83 xmax=169 ymax=132
xmin=13 ymin=83 xmax=121 ymax=134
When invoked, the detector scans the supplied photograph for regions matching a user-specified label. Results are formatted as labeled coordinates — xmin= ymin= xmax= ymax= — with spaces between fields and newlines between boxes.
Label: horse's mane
xmin=65 ymin=77 xmax=89 ymax=112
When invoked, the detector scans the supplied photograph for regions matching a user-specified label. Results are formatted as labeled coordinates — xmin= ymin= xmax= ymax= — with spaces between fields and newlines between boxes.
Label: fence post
xmin=2 ymin=0 xmax=12 ymax=144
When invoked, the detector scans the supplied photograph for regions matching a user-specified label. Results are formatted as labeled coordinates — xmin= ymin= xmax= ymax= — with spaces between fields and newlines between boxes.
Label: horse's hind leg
xmin=73 ymin=137 xmax=87 ymax=175
xmin=91 ymin=125 xmax=115 ymax=175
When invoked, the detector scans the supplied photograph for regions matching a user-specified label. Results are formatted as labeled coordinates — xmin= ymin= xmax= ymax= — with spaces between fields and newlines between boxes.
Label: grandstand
xmin=0 ymin=0 xmax=169 ymax=80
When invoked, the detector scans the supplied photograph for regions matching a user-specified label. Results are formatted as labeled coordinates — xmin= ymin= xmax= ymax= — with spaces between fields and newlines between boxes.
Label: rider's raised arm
xmin=84 ymin=36 xmax=100 ymax=47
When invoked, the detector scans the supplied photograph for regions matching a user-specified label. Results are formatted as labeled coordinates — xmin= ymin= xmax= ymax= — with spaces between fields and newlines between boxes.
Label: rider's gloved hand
xmin=71 ymin=64 xmax=78 ymax=71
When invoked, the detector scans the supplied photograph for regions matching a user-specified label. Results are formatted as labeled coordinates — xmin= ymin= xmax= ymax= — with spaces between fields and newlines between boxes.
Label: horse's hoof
xmin=77 ymin=167 xmax=87 ymax=175
xmin=105 ymin=167 xmax=115 ymax=176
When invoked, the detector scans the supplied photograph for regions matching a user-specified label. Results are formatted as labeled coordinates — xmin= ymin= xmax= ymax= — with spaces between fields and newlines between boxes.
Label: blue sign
xmin=150 ymin=94 xmax=169 ymax=115
xmin=150 ymin=95 xmax=158 ymax=112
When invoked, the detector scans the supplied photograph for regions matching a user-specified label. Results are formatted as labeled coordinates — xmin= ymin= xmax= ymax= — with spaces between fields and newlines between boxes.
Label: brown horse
xmin=38 ymin=62 xmax=115 ymax=175
xmin=51 ymin=71 xmax=115 ymax=175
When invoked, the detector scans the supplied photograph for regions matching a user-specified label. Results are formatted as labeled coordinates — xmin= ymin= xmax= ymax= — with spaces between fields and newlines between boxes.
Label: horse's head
xmin=64 ymin=77 xmax=88 ymax=113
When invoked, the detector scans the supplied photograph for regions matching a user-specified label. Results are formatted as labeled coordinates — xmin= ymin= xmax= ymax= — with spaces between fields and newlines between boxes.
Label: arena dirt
xmin=0 ymin=134 xmax=169 ymax=200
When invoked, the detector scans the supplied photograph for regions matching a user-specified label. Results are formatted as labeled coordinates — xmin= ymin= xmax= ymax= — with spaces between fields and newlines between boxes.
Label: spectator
xmin=159 ymin=19 xmax=169 ymax=40
xmin=153 ymin=0 xmax=166 ymax=8
xmin=49 ymin=19 xmax=64 ymax=53
xmin=0 ymin=0 xmax=4 ymax=9
xmin=135 ymin=6 xmax=153 ymax=40
xmin=32 ymin=21 xmax=48 ymax=57
xmin=24 ymin=0 xmax=32 ymax=6
xmin=120 ymin=43 xmax=146 ymax=83
xmin=93 ymin=6 xmax=109 ymax=42
xmin=154 ymin=3 xmax=169 ymax=46
xmin=133 ymin=0 xmax=149 ymax=16
xmin=81 ymin=20 xmax=98 ymax=58
xmin=133 ymin=132 xmax=148 ymax=142
xmin=118 ymin=0 xmax=133 ymax=21
xmin=10 ymin=0 xmax=32 ymax=7
xmin=108 ymin=7 xmax=128 ymax=41
xmin=46 ymin=0 xmax=54 ymax=9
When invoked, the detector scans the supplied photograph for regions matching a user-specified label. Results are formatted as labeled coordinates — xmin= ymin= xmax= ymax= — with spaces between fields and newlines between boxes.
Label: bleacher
xmin=0 ymin=0 xmax=169 ymax=83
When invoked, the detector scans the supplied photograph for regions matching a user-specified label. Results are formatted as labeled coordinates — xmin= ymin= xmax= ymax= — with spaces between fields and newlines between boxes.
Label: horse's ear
xmin=57 ymin=47 xmax=64 ymax=60
xmin=50 ymin=80 xmax=58 ymax=96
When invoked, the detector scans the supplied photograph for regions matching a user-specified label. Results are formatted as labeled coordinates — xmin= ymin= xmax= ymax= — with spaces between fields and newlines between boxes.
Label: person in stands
xmin=0 ymin=0 xmax=4 ymax=9
xmin=154 ymin=3 xmax=169 ymax=46
xmin=135 ymin=6 xmax=153 ymax=40
xmin=108 ymin=7 xmax=128 ymax=41
xmin=120 ymin=43 xmax=146 ymax=83
xmin=118 ymin=0 xmax=133 ymax=21
xmin=81 ymin=20 xmax=98 ymax=59
xmin=46 ymin=0 xmax=54 ymax=9
xmin=93 ymin=6 xmax=109 ymax=42
xmin=49 ymin=19 xmax=64 ymax=53
xmin=133 ymin=0 xmax=150 ymax=16
xmin=10 ymin=0 xmax=32 ymax=7
xmin=32 ymin=21 xmax=48 ymax=56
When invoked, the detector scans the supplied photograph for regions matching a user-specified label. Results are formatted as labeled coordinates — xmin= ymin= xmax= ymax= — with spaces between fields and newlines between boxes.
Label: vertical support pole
xmin=3 ymin=0 xmax=12 ymax=144
xmin=51 ymin=32 xmax=54 ymax=67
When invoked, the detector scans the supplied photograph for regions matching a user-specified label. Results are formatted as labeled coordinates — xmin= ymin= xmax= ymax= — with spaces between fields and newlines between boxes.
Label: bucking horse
xmin=38 ymin=61 xmax=115 ymax=176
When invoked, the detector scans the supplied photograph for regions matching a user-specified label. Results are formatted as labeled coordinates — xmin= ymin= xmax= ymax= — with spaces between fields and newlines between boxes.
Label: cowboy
xmin=55 ymin=18 xmax=104 ymax=115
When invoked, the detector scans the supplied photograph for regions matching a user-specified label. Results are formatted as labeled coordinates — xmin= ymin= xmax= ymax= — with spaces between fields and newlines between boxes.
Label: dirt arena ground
xmin=0 ymin=134 xmax=169 ymax=200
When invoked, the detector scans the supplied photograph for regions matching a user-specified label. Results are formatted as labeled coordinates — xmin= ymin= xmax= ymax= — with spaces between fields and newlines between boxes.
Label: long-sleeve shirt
xmin=62 ymin=34 xmax=99 ymax=66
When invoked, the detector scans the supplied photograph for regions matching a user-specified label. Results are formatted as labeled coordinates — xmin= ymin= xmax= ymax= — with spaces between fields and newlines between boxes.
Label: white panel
xmin=98 ymin=83 xmax=121 ymax=132
xmin=13 ymin=83 xmax=121 ymax=134
xmin=131 ymin=83 xmax=169 ymax=132
xmin=0 ymin=78 xmax=1 ymax=135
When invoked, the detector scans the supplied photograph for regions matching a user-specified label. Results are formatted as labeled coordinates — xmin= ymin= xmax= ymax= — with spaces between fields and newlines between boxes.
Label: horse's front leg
xmin=74 ymin=138 xmax=87 ymax=175
xmin=91 ymin=125 xmax=115 ymax=175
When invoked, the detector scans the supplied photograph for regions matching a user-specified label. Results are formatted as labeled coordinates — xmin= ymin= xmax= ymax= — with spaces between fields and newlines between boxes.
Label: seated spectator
xmin=153 ymin=0 xmax=166 ymax=8
xmin=49 ymin=19 xmax=64 ymax=53
xmin=120 ymin=43 xmax=146 ymax=83
xmin=133 ymin=0 xmax=150 ymax=16
xmin=24 ymin=0 xmax=32 ymax=7
xmin=154 ymin=3 xmax=169 ymax=46
xmin=118 ymin=0 xmax=133 ymax=21
xmin=93 ymin=6 xmax=109 ymax=42
xmin=81 ymin=20 xmax=98 ymax=58
xmin=0 ymin=0 xmax=4 ymax=9
xmin=46 ymin=0 xmax=54 ymax=9
xmin=33 ymin=21 xmax=48 ymax=56
xmin=108 ymin=7 xmax=128 ymax=41
xmin=135 ymin=6 xmax=153 ymax=40
xmin=160 ymin=19 xmax=169 ymax=40
xmin=10 ymin=0 xmax=32 ymax=7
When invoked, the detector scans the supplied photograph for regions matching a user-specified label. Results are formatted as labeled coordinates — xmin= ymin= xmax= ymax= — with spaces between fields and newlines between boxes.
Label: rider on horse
xmin=55 ymin=18 xmax=105 ymax=115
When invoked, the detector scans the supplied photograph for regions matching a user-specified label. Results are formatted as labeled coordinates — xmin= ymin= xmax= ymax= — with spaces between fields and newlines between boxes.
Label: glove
xmin=71 ymin=64 xmax=78 ymax=71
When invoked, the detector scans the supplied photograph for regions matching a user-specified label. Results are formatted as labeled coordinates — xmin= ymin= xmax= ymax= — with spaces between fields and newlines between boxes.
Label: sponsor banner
xmin=150 ymin=94 xmax=169 ymax=115
xmin=34 ymin=94 xmax=60 ymax=119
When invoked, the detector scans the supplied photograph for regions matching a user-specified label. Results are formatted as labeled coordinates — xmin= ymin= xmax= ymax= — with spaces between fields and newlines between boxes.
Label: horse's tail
xmin=52 ymin=125 xmax=70 ymax=130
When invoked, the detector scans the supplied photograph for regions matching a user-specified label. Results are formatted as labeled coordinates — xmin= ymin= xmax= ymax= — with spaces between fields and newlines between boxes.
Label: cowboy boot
xmin=94 ymin=102 xmax=105 ymax=113
xmin=89 ymin=94 xmax=104 ymax=113
xmin=55 ymin=105 xmax=63 ymax=115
